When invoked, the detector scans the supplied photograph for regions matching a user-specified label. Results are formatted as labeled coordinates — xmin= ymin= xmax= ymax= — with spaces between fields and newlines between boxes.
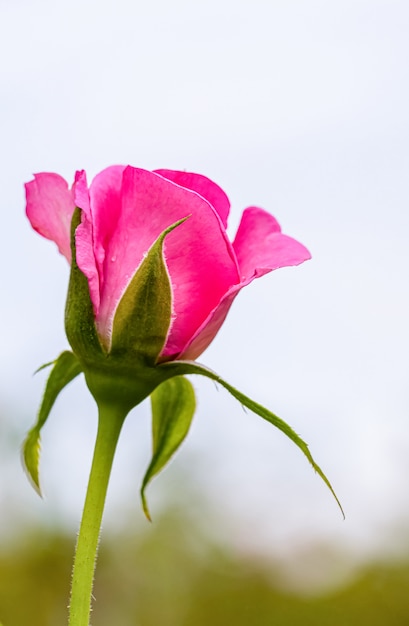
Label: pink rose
xmin=26 ymin=165 xmax=310 ymax=361
xmin=25 ymin=165 xmax=342 ymax=524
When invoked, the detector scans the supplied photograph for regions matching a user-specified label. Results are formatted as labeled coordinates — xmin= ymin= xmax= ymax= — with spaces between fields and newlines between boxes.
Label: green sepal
xmin=22 ymin=351 xmax=82 ymax=495
xmin=160 ymin=360 xmax=344 ymax=518
xmin=65 ymin=208 xmax=105 ymax=364
xmin=64 ymin=209 xmax=189 ymax=414
xmin=33 ymin=360 xmax=55 ymax=375
xmin=111 ymin=217 xmax=189 ymax=366
xmin=141 ymin=376 xmax=196 ymax=520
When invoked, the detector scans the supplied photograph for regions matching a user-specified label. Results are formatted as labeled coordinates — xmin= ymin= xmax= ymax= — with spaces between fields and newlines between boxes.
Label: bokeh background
xmin=1 ymin=0 xmax=409 ymax=623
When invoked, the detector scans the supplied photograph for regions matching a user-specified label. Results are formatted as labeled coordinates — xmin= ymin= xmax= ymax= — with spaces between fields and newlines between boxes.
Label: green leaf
xmin=22 ymin=351 xmax=82 ymax=495
xmin=160 ymin=360 xmax=344 ymax=518
xmin=111 ymin=217 xmax=189 ymax=366
xmin=65 ymin=208 xmax=105 ymax=362
xmin=141 ymin=376 xmax=196 ymax=520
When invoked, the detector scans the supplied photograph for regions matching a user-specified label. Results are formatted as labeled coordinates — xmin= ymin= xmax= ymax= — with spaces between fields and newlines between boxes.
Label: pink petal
xmin=154 ymin=169 xmax=230 ymax=228
xmin=178 ymin=285 xmax=241 ymax=361
xmin=93 ymin=167 xmax=239 ymax=352
xmin=73 ymin=169 xmax=91 ymax=215
xmin=233 ymin=207 xmax=311 ymax=284
xmin=180 ymin=207 xmax=312 ymax=360
xmin=74 ymin=170 xmax=101 ymax=316
xmin=25 ymin=173 xmax=75 ymax=261
xmin=87 ymin=165 xmax=127 ymax=271
xmin=75 ymin=166 xmax=126 ymax=320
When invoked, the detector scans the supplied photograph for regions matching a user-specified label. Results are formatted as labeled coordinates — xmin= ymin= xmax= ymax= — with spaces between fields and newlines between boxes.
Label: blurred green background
xmin=3 ymin=402 xmax=409 ymax=625
xmin=2 ymin=509 xmax=409 ymax=625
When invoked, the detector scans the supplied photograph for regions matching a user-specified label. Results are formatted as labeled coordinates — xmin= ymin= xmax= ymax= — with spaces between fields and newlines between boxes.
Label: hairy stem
xmin=68 ymin=404 xmax=127 ymax=626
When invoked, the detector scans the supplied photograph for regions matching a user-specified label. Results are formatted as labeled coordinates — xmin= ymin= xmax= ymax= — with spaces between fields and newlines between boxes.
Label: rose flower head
xmin=24 ymin=165 xmax=342 ymax=520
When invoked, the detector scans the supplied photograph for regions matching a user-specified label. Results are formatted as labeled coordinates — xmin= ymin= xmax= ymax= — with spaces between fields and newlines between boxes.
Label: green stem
xmin=68 ymin=404 xmax=127 ymax=626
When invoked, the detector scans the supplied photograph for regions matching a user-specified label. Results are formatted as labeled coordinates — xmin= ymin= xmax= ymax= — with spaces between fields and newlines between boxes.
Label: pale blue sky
xmin=1 ymin=0 xmax=409 ymax=586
